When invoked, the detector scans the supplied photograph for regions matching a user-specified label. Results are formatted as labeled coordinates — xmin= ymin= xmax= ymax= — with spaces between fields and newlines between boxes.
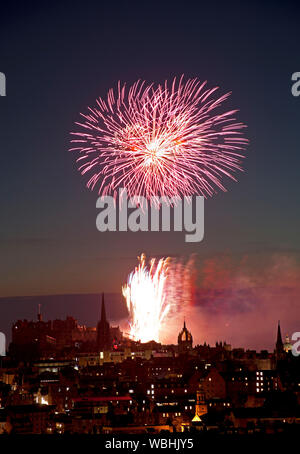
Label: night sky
xmin=0 ymin=0 xmax=299 ymax=350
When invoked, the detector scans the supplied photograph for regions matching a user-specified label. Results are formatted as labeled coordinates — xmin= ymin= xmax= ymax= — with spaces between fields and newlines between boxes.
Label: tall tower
xmin=97 ymin=294 xmax=111 ymax=351
xmin=193 ymin=391 xmax=207 ymax=421
xmin=178 ymin=320 xmax=193 ymax=353
xmin=37 ymin=304 xmax=42 ymax=322
xmin=275 ymin=320 xmax=284 ymax=359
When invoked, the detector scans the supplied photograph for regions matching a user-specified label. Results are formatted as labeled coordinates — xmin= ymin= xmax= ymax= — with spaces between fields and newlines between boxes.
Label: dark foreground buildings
xmin=0 ymin=299 xmax=299 ymax=435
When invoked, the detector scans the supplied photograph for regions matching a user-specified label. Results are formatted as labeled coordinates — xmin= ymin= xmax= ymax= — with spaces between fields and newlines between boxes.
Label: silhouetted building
xmin=194 ymin=391 xmax=207 ymax=419
xmin=97 ymin=294 xmax=111 ymax=351
xmin=275 ymin=321 xmax=285 ymax=360
xmin=178 ymin=320 xmax=193 ymax=353
xmin=37 ymin=304 xmax=42 ymax=322
xmin=11 ymin=307 xmax=93 ymax=357
xmin=283 ymin=335 xmax=292 ymax=353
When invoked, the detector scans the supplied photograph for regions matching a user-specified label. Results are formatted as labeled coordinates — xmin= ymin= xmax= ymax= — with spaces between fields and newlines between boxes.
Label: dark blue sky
xmin=0 ymin=0 xmax=299 ymax=348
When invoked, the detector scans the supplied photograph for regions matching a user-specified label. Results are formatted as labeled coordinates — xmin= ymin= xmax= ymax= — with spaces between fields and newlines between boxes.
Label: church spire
xmin=101 ymin=293 xmax=107 ymax=323
xmin=276 ymin=320 xmax=283 ymax=350
xmin=275 ymin=320 xmax=284 ymax=360
xmin=97 ymin=293 xmax=111 ymax=351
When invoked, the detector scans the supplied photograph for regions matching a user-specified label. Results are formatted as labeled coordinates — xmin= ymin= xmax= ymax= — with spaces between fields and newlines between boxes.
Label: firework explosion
xmin=70 ymin=76 xmax=248 ymax=203
xmin=122 ymin=253 xmax=195 ymax=343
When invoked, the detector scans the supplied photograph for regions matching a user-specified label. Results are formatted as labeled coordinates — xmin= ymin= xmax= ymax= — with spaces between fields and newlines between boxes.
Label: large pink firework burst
xmin=70 ymin=76 xmax=248 ymax=202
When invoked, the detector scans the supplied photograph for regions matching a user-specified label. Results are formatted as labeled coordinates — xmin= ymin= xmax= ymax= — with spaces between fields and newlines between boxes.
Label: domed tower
xmin=178 ymin=320 xmax=193 ymax=353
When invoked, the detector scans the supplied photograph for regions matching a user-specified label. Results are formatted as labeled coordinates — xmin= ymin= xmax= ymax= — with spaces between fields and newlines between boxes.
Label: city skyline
xmin=0 ymin=2 xmax=299 ymax=376
xmin=0 ymin=292 xmax=295 ymax=353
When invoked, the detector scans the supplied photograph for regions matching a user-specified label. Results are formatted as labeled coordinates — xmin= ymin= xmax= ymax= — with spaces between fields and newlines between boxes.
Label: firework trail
xmin=122 ymin=253 xmax=195 ymax=343
xmin=70 ymin=76 xmax=248 ymax=203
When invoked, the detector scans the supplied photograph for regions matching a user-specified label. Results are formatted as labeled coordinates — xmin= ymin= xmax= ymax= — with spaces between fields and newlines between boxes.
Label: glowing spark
xmin=70 ymin=76 xmax=248 ymax=203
